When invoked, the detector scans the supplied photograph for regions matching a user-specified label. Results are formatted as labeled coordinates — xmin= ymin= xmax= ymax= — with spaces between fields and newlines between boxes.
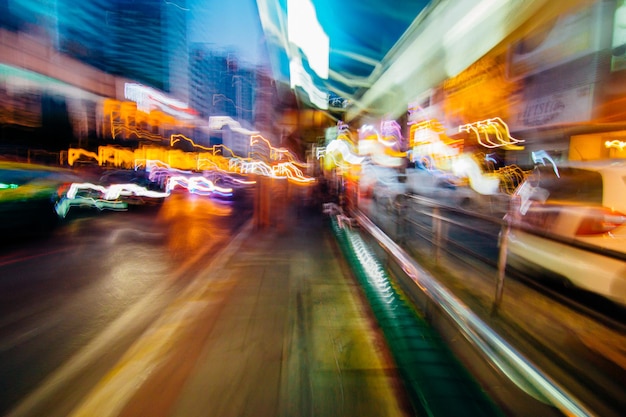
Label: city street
xmin=0 ymin=195 xmax=411 ymax=417
xmin=0 ymin=194 xmax=251 ymax=415
xmin=3 ymin=1 xmax=626 ymax=416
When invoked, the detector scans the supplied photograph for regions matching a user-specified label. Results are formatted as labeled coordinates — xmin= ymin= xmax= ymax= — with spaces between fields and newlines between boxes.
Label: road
xmin=0 ymin=192 xmax=252 ymax=416
xmin=0 ymin=190 xmax=412 ymax=417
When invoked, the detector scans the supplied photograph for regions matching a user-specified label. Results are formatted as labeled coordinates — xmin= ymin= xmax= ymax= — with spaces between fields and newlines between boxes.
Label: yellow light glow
xmin=103 ymin=99 xmax=194 ymax=142
xmin=459 ymin=117 xmax=524 ymax=150
xmin=409 ymin=119 xmax=463 ymax=169
xmin=451 ymin=153 xmax=501 ymax=195
xmin=323 ymin=139 xmax=364 ymax=167
xmin=605 ymin=139 xmax=626 ymax=150
xmin=67 ymin=128 xmax=311 ymax=181
xmin=68 ymin=148 xmax=100 ymax=166
xmin=357 ymin=123 xmax=406 ymax=167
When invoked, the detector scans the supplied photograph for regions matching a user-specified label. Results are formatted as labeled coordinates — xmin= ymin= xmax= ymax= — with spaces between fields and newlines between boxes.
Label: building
xmin=62 ymin=0 xmax=187 ymax=96
xmin=413 ymin=0 xmax=626 ymax=166
xmin=0 ymin=0 xmax=192 ymax=153
xmin=0 ymin=0 xmax=189 ymax=99
xmin=189 ymin=44 xmax=256 ymax=124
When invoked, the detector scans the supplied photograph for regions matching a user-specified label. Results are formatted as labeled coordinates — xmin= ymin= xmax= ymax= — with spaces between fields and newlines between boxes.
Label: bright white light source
xmin=124 ymin=82 xmax=194 ymax=119
xmin=290 ymin=59 xmax=329 ymax=109
xmin=287 ymin=0 xmax=329 ymax=79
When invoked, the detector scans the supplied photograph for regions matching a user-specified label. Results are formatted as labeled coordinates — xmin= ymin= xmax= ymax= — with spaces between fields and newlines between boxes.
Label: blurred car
xmin=405 ymin=168 xmax=510 ymax=215
xmin=371 ymin=172 xmax=408 ymax=209
xmin=504 ymin=160 xmax=626 ymax=306
xmin=357 ymin=165 xmax=403 ymax=203
xmin=0 ymin=162 xmax=81 ymax=236
xmin=97 ymin=168 xmax=166 ymax=207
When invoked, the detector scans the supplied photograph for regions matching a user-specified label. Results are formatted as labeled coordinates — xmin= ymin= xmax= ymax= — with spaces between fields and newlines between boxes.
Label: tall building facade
xmin=0 ymin=0 xmax=60 ymax=40
xmin=189 ymin=43 xmax=256 ymax=124
xmin=1 ymin=0 xmax=188 ymax=99
xmin=0 ymin=0 xmax=190 ymax=153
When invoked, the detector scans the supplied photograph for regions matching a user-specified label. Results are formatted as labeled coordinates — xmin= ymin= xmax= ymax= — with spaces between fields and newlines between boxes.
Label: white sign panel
xmin=511 ymin=84 xmax=595 ymax=131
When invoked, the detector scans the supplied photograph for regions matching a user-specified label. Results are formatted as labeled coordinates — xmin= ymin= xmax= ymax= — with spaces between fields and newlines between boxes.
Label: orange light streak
xmin=250 ymin=134 xmax=301 ymax=163
xmin=169 ymin=134 xmax=238 ymax=158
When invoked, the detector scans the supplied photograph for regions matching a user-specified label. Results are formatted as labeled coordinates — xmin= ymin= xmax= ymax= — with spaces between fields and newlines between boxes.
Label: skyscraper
xmin=53 ymin=0 xmax=188 ymax=98
xmin=189 ymin=44 xmax=256 ymax=124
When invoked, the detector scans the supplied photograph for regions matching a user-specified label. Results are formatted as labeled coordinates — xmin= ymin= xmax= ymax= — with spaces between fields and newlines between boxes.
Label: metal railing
xmin=353 ymin=210 xmax=595 ymax=417
xmin=391 ymin=193 xmax=626 ymax=312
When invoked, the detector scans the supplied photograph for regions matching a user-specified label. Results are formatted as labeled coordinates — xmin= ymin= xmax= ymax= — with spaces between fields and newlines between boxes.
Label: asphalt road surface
xmin=0 ymin=193 xmax=251 ymax=416
xmin=0 ymin=193 xmax=412 ymax=417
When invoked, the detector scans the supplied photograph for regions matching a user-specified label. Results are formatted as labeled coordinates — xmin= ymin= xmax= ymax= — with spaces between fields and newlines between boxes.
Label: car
xmin=358 ymin=165 xmax=406 ymax=206
xmin=0 ymin=162 xmax=83 ymax=237
xmin=503 ymin=159 xmax=626 ymax=306
xmin=97 ymin=168 xmax=167 ymax=207
xmin=405 ymin=168 xmax=510 ymax=216
xmin=371 ymin=172 xmax=408 ymax=209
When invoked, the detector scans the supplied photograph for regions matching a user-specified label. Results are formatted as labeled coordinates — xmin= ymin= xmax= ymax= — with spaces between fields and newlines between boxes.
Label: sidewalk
xmin=65 ymin=206 xmax=414 ymax=417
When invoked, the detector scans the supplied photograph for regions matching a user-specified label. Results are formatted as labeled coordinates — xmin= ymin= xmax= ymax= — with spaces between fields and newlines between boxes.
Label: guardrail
xmin=398 ymin=193 xmax=626 ymax=262
xmin=392 ymin=193 xmax=626 ymax=312
xmin=331 ymin=215 xmax=506 ymax=417
xmin=351 ymin=209 xmax=595 ymax=417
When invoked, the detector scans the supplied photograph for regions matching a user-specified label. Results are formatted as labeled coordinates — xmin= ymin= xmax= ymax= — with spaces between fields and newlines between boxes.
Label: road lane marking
xmin=6 ymin=220 xmax=253 ymax=417
xmin=0 ymin=247 xmax=71 ymax=267
xmin=5 ymin=280 xmax=171 ymax=417
xmin=66 ymin=220 xmax=254 ymax=417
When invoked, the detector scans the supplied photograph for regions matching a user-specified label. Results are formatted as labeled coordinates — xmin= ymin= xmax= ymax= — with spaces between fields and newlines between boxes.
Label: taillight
xmin=57 ymin=183 xmax=71 ymax=198
xmin=576 ymin=208 xmax=626 ymax=236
